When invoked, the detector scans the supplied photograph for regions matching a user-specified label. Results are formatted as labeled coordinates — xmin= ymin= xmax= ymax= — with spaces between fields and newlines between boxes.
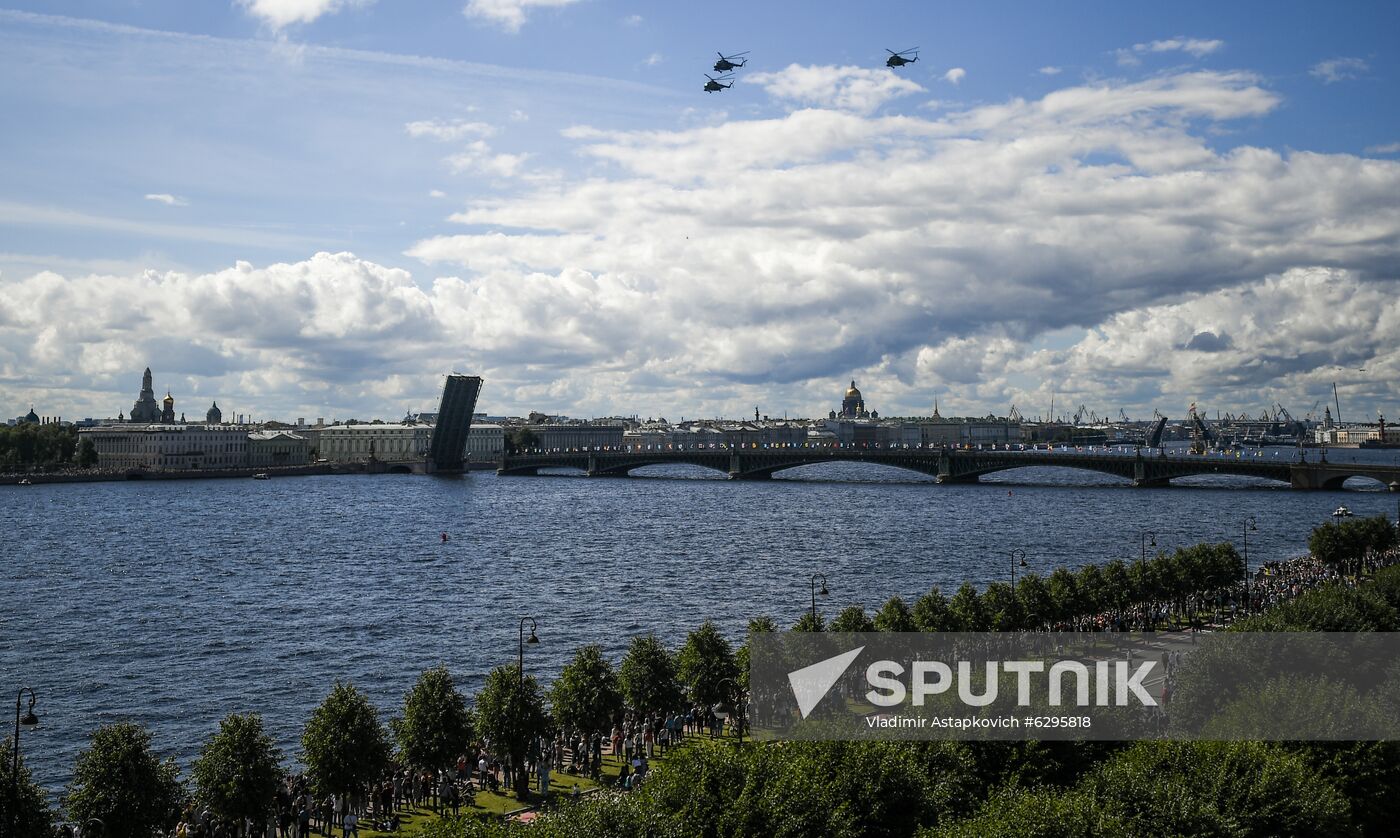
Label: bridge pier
xmin=1132 ymin=460 xmax=1170 ymax=487
xmin=936 ymin=474 xmax=979 ymax=484
xmin=729 ymin=470 xmax=772 ymax=480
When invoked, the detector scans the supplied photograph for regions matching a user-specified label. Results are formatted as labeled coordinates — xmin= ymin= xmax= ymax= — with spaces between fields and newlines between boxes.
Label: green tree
xmin=736 ymin=616 xmax=777 ymax=690
xmin=1014 ymin=573 xmax=1053 ymax=630
xmin=475 ymin=664 xmax=548 ymax=800
xmin=190 ymin=713 xmax=283 ymax=825
xmin=873 ymin=596 xmax=917 ymax=632
xmin=791 ymin=610 xmax=826 ymax=632
xmin=300 ymin=682 xmax=391 ymax=797
xmin=549 ymin=645 xmax=623 ymax=733
xmin=64 ymin=723 xmax=183 ymax=838
xmin=2 ymin=736 xmax=55 ymax=837
xmin=948 ymin=582 xmax=988 ymax=632
xmin=1046 ymin=567 xmax=1080 ymax=625
xmin=0 ymin=422 xmax=81 ymax=469
xmin=1075 ymin=564 xmax=1105 ymax=619
xmin=505 ymin=427 xmax=541 ymax=454
xmin=78 ymin=436 xmax=98 ymax=468
xmin=912 ymin=586 xmax=953 ymax=632
xmin=1086 ymin=740 xmax=1355 ymax=837
xmin=393 ymin=666 xmax=475 ymax=773
xmin=1101 ymin=559 xmax=1134 ymax=621
xmin=618 ymin=634 xmax=683 ymax=714
xmin=1312 ymin=516 xmax=1398 ymax=574
xmin=982 ymin=582 xmax=1021 ymax=631
xmin=677 ymin=621 xmax=740 ymax=707
xmin=830 ymin=605 xmax=876 ymax=632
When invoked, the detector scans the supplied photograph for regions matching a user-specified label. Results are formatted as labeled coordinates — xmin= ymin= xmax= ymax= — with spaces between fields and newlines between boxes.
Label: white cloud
xmin=9 ymin=65 xmax=1400 ymax=422
xmin=1311 ymin=57 xmax=1369 ymax=84
xmin=0 ymin=252 xmax=448 ymax=419
xmin=462 ymin=0 xmax=581 ymax=33
xmin=1038 ymin=66 xmax=1062 ymax=76
xmin=1116 ymin=36 xmax=1224 ymax=66
xmin=994 ymin=268 xmax=1400 ymax=415
xmin=510 ymin=109 xmax=530 ymax=122
xmin=428 ymin=189 xmax=447 ymax=198
xmin=1366 ymin=142 xmax=1400 ymax=155
xmin=942 ymin=67 xmax=966 ymax=85
xmin=237 ymin=0 xmax=370 ymax=29
xmin=749 ymin=64 xmax=925 ymax=115
xmin=144 ymin=193 xmax=188 ymax=207
xmin=389 ymin=70 xmax=1400 ymax=419
xmin=445 ymin=140 xmax=530 ymax=177
xmin=645 ymin=52 xmax=663 ymax=67
xmin=621 ymin=14 xmax=642 ymax=27
xmin=404 ymin=119 xmax=496 ymax=142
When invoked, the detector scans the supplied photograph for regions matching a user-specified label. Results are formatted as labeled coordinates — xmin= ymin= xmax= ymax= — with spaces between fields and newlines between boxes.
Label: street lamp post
xmin=1140 ymin=531 xmax=1157 ymax=563
xmin=1243 ymin=516 xmax=1257 ymax=615
xmin=810 ymin=573 xmax=829 ymax=628
xmin=12 ymin=687 xmax=39 ymax=836
xmin=518 ymin=617 xmax=539 ymax=689
xmin=1010 ymin=549 xmax=1027 ymax=594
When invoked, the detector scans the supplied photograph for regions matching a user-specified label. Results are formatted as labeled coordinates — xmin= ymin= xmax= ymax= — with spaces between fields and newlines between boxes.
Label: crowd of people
xmin=128 ymin=703 xmax=735 ymax=837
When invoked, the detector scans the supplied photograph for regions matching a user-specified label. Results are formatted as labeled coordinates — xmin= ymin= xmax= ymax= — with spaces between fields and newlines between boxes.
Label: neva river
xmin=5 ymin=450 xmax=1400 ymax=793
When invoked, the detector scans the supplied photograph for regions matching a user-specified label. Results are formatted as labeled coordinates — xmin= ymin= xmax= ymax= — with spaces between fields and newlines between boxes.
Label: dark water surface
xmin=5 ymin=450 xmax=1400 ymax=793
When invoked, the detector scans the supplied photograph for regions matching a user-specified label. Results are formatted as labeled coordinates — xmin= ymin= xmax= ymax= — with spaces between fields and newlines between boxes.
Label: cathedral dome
xmin=23 ymin=407 xmax=39 ymax=424
xmin=845 ymin=380 xmax=862 ymax=399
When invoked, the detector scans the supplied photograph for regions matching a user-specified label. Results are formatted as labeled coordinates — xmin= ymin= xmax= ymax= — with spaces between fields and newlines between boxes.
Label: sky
xmin=1 ymin=0 xmax=1398 ymax=424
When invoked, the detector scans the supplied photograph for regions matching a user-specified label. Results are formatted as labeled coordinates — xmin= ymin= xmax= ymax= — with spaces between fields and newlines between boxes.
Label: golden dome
xmin=845 ymin=380 xmax=861 ymax=398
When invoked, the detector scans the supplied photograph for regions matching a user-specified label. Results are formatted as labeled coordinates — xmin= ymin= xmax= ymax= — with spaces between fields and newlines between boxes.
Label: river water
xmin=4 ymin=448 xmax=1400 ymax=793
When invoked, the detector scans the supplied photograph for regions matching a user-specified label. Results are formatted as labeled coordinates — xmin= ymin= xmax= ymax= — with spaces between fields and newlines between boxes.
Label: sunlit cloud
xmin=462 ymin=0 xmax=581 ymax=33
xmin=236 ymin=0 xmax=371 ymax=29
xmin=749 ymin=64 xmax=924 ymax=114
xmin=1116 ymin=36 xmax=1224 ymax=67
xmin=1311 ymin=57 xmax=1369 ymax=84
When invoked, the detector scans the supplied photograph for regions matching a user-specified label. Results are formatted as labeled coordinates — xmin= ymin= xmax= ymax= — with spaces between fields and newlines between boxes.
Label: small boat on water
xmin=252 ymin=472 xmax=270 ymax=480
xmin=18 ymin=478 xmax=33 ymax=485
xmin=1333 ymin=505 xmax=1353 ymax=518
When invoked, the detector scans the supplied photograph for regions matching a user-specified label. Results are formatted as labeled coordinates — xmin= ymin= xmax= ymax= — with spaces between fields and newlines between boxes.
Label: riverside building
xmin=315 ymin=423 xmax=434 ymax=462
xmin=81 ymin=424 xmax=251 ymax=470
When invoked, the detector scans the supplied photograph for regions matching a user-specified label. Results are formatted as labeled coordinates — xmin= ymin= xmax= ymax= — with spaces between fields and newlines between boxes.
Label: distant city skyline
xmin=1 ymin=2 xmax=1399 ymax=423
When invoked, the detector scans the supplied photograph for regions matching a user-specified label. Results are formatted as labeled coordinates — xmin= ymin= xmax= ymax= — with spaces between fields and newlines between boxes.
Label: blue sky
xmin=1 ymin=1 xmax=1398 ymax=423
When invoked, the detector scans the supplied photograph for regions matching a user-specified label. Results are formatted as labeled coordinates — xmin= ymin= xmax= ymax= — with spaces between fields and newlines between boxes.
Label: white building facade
xmin=247 ymin=430 xmax=311 ymax=467
xmin=316 ymin=423 xmax=434 ymax=462
xmin=80 ymin=425 xmax=251 ymax=471
xmin=467 ymin=424 xmax=505 ymax=463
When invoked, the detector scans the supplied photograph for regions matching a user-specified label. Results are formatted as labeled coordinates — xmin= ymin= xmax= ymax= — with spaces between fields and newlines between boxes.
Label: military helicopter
xmin=713 ymin=51 xmax=749 ymax=73
xmin=703 ymin=73 xmax=734 ymax=93
xmin=885 ymin=47 xmax=919 ymax=67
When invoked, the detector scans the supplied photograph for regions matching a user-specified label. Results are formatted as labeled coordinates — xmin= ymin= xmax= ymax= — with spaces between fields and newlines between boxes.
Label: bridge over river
xmin=498 ymin=448 xmax=1400 ymax=490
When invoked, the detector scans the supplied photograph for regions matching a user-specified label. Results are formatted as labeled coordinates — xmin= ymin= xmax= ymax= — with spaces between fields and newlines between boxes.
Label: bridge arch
xmin=1336 ymin=474 xmax=1394 ymax=492
xmin=628 ymin=462 xmax=730 ymax=479
xmin=965 ymin=463 xmax=1138 ymax=485
xmin=944 ymin=458 xmax=1138 ymax=484
xmin=749 ymin=458 xmax=941 ymax=481
xmin=592 ymin=456 xmax=732 ymax=478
